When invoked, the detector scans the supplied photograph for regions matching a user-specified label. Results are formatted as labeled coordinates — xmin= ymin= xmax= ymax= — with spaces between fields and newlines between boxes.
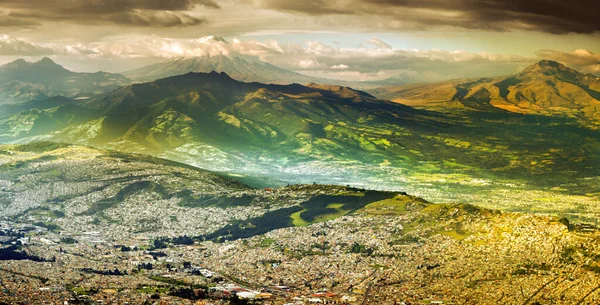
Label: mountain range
xmin=0 ymin=55 xmax=369 ymax=110
xmin=0 ymin=57 xmax=130 ymax=105
xmin=48 ymin=71 xmax=421 ymax=164
xmin=370 ymin=60 xmax=600 ymax=128
xmin=0 ymin=60 xmax=599 ymax=220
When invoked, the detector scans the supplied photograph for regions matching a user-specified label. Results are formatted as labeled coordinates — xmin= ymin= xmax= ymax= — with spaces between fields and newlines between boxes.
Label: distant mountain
xmin=370 ymin=60 xmax=600 ymax=128
xmin=362 ymin=74 xmax=428 ymax=87
xmin=0 ymin=57 xmax=131 ymax=105
xmin=122 ymin=55 xmax=365 ymax=87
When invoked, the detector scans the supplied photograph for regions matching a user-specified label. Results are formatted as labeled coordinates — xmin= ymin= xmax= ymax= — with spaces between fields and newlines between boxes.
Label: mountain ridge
xmin=369 ymin=60 xmax=600 ymax=127
xmin=1 ymin=66 xmax=600 ymax=219
xmin=0 ymin=57 xmax=131 ymax=105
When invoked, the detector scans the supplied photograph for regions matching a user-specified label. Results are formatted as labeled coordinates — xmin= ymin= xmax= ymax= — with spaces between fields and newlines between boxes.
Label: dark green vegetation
xmin=0 ymin=245 xmax=55 ymax=262
xmin=0 ymin=104 xmax=96 ymax=141
xmin=203 ymin=206 xmax=303 ymax=242
xmin=178 ymin=193 xmax=256 ymax=208
xmin=81 ymin=181 xmax=168 ymax=215
xmin=298 ymin=190 xmax=395 ymax=222
xmin=0 ymin=61 xmax=599 ymax=220
xmin=11 ymin=141 xmax=72 ymax=153
xmin=203 ymin=189 xmax=398 ymax=241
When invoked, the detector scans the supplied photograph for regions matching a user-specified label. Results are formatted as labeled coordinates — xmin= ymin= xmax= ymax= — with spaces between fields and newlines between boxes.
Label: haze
xmin=0 ymin=0 xmax=598 ymax=83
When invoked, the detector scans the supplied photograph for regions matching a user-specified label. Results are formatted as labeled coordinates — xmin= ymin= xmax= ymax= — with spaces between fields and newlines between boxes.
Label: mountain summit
xmin=37 ymin=56 xmax=65 ymax=67
xmin=518 ymin=60 xmax=595 ymax=82
xmin=0 ymin=57 xmax=69 ymax=83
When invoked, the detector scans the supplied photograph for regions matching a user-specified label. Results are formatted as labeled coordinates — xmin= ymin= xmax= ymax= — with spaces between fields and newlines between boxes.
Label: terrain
xmin=0 ymin=58 xmax=130 ymax=106
xmin=123 ymin=54 xmax=360 ymax=87
xmin=0 ymin=142 xmax=400 ymax=239
xmin=370 ymin=60 xmax=600 ymax=128
xmin=1 ymin=143 xmax=600 ymax=304
xmin=0 ymin=63 xmax=599 ymax=222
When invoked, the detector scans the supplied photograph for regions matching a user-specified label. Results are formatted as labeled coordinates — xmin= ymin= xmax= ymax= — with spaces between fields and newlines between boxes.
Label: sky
xmin=0 ymin=0 xmax=598 ymax=82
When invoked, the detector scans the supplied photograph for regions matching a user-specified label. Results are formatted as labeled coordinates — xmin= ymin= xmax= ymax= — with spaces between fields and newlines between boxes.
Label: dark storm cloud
xmin=0 ymin=14 xmax=40 ymax=27
xmin=254 ymin=0 xmax=349 ymax=15
xmin=0 ymin=0 xmax=220 ymax=27
xmin=250 ymin=0 xmax=600 ymax=34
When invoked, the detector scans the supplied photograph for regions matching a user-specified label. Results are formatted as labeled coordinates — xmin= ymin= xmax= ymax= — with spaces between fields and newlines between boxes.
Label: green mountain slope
xmin=1 ymin=70 xmax=599 ymax=220
xmin=0 ymin=103 xmax=95 ymax=141
xmin=55 ymin=72 xmax=446 ymax=171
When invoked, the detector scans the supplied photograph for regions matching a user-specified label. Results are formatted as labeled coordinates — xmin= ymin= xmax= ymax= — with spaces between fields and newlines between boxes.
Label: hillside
xmin=0 ymin=142 xmax=402 ymax=239
xmin=0 ymin=72 xmax=599 ymax=221
xmin=370 ymin=60 xmax=600 ymax=128
xmin=0 ymin=102 xmax=95 ymax=142
xmin=0 ymin=57 xmax=130 ymax=105
xmin=2 ymin=143 xmax=600 ymax=304
xmin=52 ymin=71 xmax=419 ymax=160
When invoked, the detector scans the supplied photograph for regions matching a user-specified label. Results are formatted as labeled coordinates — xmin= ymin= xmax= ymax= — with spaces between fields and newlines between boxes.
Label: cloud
xmin=79 ymin=35 xmax=535 ymax=81
xmin=110 ymin=10 xmax=206 ymax=27
xmin=247 ymin=0 xmax=600 ymax=34
xmin=32 ymin=35 xmax=278 ymax=60
xmin=250 ymin=0 xmax=347 ymax=15
xmin=83 ymin=36 xmax=244 ymax=58
xmin=331 ymin=64 xmax=349 ymax=69
xmin=232 ymin=37 xmax=537 ymax=82
xmin=0 ymin=0 xmax=219 ymax=27
xmin=0 ymin=12 xmax=40 ymax=27
xmin=298 ymin=59 xmax=324 ymax=69
xmin=0 ymin=35 xmax=54 ymax=56
xmin=536 ymin=49 xmax=600 ymax=74
xmin=9 ymin=34 xmax=598 ymax=82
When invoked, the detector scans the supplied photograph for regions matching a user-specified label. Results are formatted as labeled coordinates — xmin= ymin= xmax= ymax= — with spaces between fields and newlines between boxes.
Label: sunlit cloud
xmin=0 ymin=35 xmax=53 ymax=56
xmin=2 ymin=33 xmax=596 ymax=82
